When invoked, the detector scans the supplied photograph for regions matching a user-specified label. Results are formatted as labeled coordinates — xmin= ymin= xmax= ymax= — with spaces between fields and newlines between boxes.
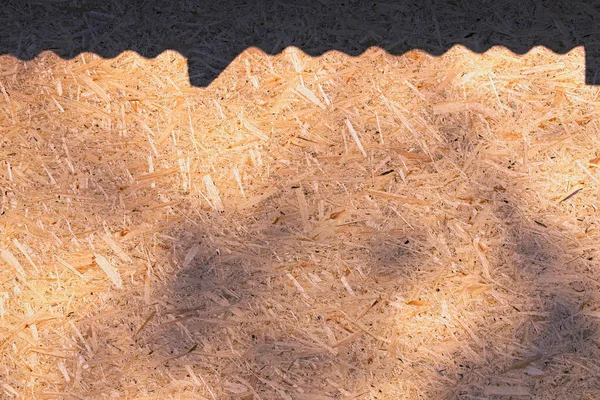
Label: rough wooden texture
xmin=1 ymin=45 xmax=600 ymax=399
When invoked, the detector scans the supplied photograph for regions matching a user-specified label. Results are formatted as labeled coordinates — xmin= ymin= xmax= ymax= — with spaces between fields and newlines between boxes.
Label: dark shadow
xmin=435 ymin=187 xmax=600 ymax=398
xmin=4 ymin=6 xmax=600 ymax=396
xmin=1 ymin=0 xmax=600 ymax=86
xmin=132 ymin=184 xmax=431 ymax=398
xmin=426 ymin=105 xmax=600 ymax=398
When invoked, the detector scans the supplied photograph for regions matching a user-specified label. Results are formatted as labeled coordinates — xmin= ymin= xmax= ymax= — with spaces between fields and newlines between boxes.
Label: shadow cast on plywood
xmin=427 ymin=114 xmax=600 ymax=398
xmin=133 ymin=192 xmax=431 ymax=398
xmin=1 ymin=0 xmax=600 ymax=86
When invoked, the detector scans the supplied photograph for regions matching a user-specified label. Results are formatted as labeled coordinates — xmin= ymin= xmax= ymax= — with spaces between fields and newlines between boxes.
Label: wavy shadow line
xmin=1 ymin=0 xmax=599 ymax=86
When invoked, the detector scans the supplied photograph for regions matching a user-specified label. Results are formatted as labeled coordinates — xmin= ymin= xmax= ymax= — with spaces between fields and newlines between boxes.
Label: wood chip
xmin=296 ymin=187 xmax=311 ymax=232
xmin=101 ymin=233 xmax=133 ymax=263
xmin=1 ymin=249 xmax=26 ymax=277
xmin=203 ymin=174 xmax=224 ymax=212
xmin=345 ymin=119 xmax=367 ymax=157
xmin=94 ymin=254 xmax=123 ymax=289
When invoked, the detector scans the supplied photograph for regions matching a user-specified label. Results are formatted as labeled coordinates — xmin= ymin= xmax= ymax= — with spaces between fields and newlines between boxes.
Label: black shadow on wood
xmin=1 ymin=0 xmax=599 ymax=86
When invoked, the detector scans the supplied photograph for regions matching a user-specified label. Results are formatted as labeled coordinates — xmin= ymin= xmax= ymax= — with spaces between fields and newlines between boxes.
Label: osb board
xmin=1 ymin=45 xmax=600 ymax=399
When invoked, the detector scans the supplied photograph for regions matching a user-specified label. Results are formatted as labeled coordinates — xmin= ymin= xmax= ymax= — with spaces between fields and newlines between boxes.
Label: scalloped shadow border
xmin=1 ymin=0 xmax=599 ymax=86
